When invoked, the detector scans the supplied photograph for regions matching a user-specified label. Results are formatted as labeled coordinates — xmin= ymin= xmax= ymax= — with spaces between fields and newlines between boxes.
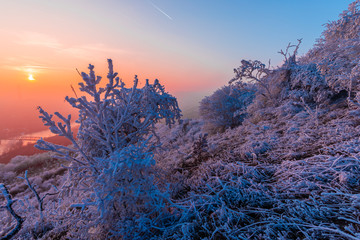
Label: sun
xmin=28 ymin=74 xmax=35 ymax=81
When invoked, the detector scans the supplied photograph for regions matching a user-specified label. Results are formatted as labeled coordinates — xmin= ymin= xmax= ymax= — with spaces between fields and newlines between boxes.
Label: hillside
xmin=1 ymin=1 xmax=360 ymax=239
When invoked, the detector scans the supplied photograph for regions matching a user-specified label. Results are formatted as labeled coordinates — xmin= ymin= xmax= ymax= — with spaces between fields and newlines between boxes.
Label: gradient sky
xmin=0 ymin=0 xmax=354 ymax=138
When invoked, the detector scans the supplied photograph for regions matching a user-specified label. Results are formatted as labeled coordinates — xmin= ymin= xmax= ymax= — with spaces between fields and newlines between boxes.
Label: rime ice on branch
xmin=34 ymin=59 xmax=182 ymax=239
xmin=0 ymin=184 xmax=24 ymax=240
xmin=36 ymin=59 xmax=181 ymax=163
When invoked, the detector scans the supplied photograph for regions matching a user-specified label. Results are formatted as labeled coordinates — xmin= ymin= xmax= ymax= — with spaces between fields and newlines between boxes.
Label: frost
xmin=2 ymin=1 xmax=360 ymax=239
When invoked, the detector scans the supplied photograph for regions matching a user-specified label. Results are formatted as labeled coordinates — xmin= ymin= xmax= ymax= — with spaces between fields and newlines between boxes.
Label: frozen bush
xmin=230 ymin=40 xmax=333 ymax=126
xmin=199 ymin=83 xmax=255 ymax=133
xmin=36 ymin=59 xmax=181 ymax=165
xmin=34 ymin=59 xmax=182 ymax=238
xmin=51 ymin=59 xmax=182 ymax=159
xmin=81 ymin=141 xmax=180 ymax=239
xmin=229 ymin=45 xmax=298 ymax=114
xmin=176 ymin=133 xmax=211 ymax=177
xmin=289 ymin=63 xmax=331 ymax=104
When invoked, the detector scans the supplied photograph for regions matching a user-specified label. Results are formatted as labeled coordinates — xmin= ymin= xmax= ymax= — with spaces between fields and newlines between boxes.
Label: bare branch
xmin=0 ymin=184 xmax=24 ymax=240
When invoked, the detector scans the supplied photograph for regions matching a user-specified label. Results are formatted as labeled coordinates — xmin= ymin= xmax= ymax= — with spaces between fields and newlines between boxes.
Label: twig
xmin=70 ymin=84 xmax=78 ymax=98
xmin=0 ymin=184 xmax=24 ymax=240
xmin=21 ymin=171 xmax=44 ymax=223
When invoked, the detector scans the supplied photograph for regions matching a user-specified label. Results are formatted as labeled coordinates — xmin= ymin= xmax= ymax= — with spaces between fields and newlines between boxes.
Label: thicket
xmin=304 ymin=0 xmax=360 ymax=96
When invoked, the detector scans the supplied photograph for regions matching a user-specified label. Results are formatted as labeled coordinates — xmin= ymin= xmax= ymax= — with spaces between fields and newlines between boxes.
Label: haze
xmin=0 ymin=0 xmax=353 ymax=142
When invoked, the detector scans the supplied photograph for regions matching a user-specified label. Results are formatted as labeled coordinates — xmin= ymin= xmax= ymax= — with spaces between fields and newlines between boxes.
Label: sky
xmin=0 ymin=0 xmax=355 ymax=140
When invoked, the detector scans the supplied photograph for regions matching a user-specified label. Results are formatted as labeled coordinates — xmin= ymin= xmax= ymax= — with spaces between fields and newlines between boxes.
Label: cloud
xmin=2 ymin=64 xmax=55 ymax=73
xmin=1 ymin=31 xmax=132 ymax=71
xmin=81 ymin=43 xmax=127 ymax=54
xmin=59 ymin=43 xmax=129 ymax=60
xmin=16 ymin=31 xmax=129 ymax=60
xmin=16 ymin=31 xmax=63 ymax=49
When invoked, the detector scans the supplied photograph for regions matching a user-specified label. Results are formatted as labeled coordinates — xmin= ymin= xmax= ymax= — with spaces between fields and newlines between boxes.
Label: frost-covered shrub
xmin=199 ymin=83 xmax=255 ymax=133
xmin=304 ymin=0 xmax=360 ymax=95
xmin=34 ymin=59 xmax=182 ymax=238
xmin=289 ymin=63 xmax=330 ymax=104
xmin=75 ymin=141 xmax=179 ymax=239
xmin=176 ymin=133 xmax=211 ymax=178
xmin=50 ymin=60 xmax=181 ymax=159
xmin=229 ymin=53 xmax=295 ymax=118
xmin=229 ymin=40 xmax=334 ymax=126
xmin=189 ymin=133 xmax=210 ymax=164
xmin=37 ymin=59 xmax=181 ymax=165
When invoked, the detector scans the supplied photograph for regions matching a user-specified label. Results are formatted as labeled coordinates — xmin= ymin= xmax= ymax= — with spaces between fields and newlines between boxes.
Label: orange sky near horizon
xmin=0 ymin=0 xmax=226 ymax=138
xmin=0 ymin=0 xmax=354 ymax=139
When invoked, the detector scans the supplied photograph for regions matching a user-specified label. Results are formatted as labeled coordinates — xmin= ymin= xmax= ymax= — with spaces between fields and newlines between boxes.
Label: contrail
xmin=148 ymin=0 xmax=173 ymax=20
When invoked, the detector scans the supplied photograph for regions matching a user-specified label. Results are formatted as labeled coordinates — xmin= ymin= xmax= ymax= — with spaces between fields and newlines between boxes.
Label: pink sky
xmin=0 ymin=0 xmax=354 ymax=139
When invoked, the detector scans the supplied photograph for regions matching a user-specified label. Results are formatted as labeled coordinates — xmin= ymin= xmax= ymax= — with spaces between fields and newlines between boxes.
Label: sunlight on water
xmin=0 ymin=123 xmax=79 ymax=156
xmin=0 ymin=129 xmax=55 ymax=155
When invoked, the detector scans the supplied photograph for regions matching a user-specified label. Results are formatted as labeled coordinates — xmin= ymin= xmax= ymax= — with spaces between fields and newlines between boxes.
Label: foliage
xmin=33 ymin=59 xmax=182 ymax=238
xmin=199 ymin=84 xmax=255 ymax=133
xmin=37 ymin=60 xmax=181 ymax=160
xmin=304 ymin=0 xmax=360 ymax=95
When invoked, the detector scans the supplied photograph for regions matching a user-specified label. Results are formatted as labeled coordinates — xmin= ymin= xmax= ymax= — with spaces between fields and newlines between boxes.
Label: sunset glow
xmin=0 ymin=0 xmax=354 ymax=144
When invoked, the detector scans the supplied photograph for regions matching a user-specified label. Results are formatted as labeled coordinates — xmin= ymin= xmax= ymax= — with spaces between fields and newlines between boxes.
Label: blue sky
xmin=0 ymin=0 xmax=355 ymax=135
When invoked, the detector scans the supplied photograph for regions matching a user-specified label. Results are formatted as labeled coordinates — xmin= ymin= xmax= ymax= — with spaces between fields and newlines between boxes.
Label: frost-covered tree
xmin=35 ymin=59 xmax=182 ymax=238
xmin=304 ymin=0 xmax=360 ymax=95
xmin=38 ymin=60 xmax=181 ymax=160
xmin=229 ymin=39 xmax=331 ymax=123
xmin=36 ymin=59 xmax=181 ymax=160
xmin=230 ymin=59 xmax=271 ymax=97
xmin=199 ymin=84 xmax=255 ymax=133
